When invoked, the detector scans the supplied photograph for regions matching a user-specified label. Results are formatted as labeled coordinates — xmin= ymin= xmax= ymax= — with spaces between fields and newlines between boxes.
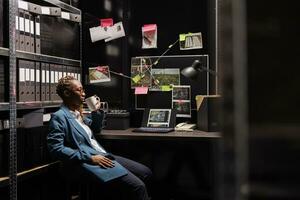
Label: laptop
xmin=132 ymin=108 xmax=176 ymax=133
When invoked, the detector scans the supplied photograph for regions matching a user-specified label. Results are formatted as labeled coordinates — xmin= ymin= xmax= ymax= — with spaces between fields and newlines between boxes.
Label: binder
xmin=45 ymin=63 xmax=50 ymax=101
xmin=57 ymin=64 xmax=63 ymax=82
xmin=29 ymin=13 xmax=35 ymax=53
xmin=49 ymin=63 xmax=55 ymax=101
xmin=75 ymin=66 xmax=81 ymax=82
xmin=40 ymin=62 xmax=46 ymax=101
xmin=29 ymin=61 xmax=36 ymax=101
xmin=24 ymin=11 xmax=31 ymax=52
xmin=34 ymin=15 xmax=41 ymax=53
xmin=18 ymin=59 xmax=26 ymax=102
xmin=35 ymin=62 xmax=41 ymax=101
xmin=62 ymin=65 xmax=67 ymax=78
xmin=66 ymin=65 xmax=75 ymax=79
xmin=15 ymin=14 xmax=20 ymax=50
xmin=19 ymin=9 xmax=26 ymax=51
xmin=56 ymin=64 xmax=64 ymax=100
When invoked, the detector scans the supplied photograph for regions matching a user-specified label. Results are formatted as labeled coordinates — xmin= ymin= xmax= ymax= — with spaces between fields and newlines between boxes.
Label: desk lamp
xmin=181 ymin=59 xmax=217 ymax=80
xmin=181 ymin=59 xmax=220 ymax=132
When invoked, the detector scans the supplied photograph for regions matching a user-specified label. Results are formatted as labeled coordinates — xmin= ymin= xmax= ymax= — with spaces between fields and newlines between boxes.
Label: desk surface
xmin=97 ymin=128 xmax=221 ymax=140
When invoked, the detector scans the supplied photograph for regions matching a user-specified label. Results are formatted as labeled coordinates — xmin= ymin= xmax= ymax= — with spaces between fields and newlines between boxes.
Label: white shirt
xmin=69 ymin=109 xmax=106 ymax=153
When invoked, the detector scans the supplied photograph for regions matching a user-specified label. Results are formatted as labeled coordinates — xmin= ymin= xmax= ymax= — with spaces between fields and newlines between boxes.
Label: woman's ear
xmin=63 ymin=89 xmax=71 ymax=97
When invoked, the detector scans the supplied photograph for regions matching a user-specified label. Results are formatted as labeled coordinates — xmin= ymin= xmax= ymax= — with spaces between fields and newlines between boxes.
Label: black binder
xmin=49 ymin=63 xmax=56 ymax=101
xmin=35 ymin=62 xmax=41 ymax=101
xmin=19 ymin=9 xmax=26 ymax=51
xmin=34 ymin=15 xmax=41 ymax=54
xmin=15 ymin=12 xmax=20 ymax=50
xmin=24 ymin=11 xmax=31 ymax=52
xmin=40 ymin=62 xmax=46 ymax=101
xmin=18 ymin=59 xmax=26 ymax=102
xmin=45 ymin=63 xmax=50 ymax=101
xmin=29 ymin=13 xmax=35 ymax=53
xmin=28 ymin=60 xmax=35 ymax=101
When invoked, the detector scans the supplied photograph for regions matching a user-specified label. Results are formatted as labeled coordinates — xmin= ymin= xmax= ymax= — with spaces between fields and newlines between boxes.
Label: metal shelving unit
xmin=1 ymin=0 xmax=82 ymax=199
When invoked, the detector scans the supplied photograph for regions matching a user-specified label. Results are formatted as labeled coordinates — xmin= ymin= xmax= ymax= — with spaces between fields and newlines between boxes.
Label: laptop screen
xmin=147 ymin=109 xmax=171 ymax=128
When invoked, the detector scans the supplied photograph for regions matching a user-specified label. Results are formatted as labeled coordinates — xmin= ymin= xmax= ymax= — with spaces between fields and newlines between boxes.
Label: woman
xmin=47 ymin=75 xmax=152 ymax=200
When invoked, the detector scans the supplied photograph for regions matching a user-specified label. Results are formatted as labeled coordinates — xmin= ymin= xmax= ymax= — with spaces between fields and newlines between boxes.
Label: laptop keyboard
xmin=132 ymin=127 xmax=174 ymax=133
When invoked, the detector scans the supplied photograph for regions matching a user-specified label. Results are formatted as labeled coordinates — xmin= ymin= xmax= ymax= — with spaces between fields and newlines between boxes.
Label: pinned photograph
xmin=172 ymin=85 xmax=190 ymax=100
xmin=89 ymin=66 xmax=111 ymax=83
xmin=172 ymin=85 xmax=191 ymax=117
xmin=172 ymin=101 xmax=191 ymax=118
xmin=131 ymin=57 xmax=152 ymax=88
xmin=104 ymin=22 xmax=126 ymax=42
xmin=89 ymin=26 xmax=111 ymax=43
xmin=142 ymin=24 xmax=157 ymax=49
xmin=150 ymin=68 xmax=180 ymax=91
xmin=179 ymin=32 xmax=203 ymax=50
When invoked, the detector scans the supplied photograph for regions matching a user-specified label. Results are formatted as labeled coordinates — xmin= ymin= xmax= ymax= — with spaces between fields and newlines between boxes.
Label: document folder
xmin=45 ymin=63 xmax=50 ymax=101
xmin=19 ymin=9 xmax=26 ymax=51
xmin=34 ymin=15 xmax=41 ymax=54
xmin=35 ymin=62 xmax=41 ymax=101
xmin=18 ymin=60 xmax=26 ymax=102
xmin=24 ymin=11 xmax=31 ymax=52
xmin=41 ymin=62 xmax=46 ymax=101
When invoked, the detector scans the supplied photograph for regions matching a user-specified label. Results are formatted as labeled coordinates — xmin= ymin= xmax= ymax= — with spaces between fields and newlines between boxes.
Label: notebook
xmin=132 ymin=108 xmax=176 ymax=133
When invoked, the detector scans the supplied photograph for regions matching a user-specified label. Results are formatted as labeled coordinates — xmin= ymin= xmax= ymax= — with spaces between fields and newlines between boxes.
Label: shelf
xmin=17 ymin=101 xmax=62 ymax=109
xmin=0 ymin=161 xmax=60 ymax=188
xmin=43 ymin=0 xmax=81 ymax=14
xmin=0 ymin=47 xmax=9 ymax=57
xmin=16 ymin=51 xmax=81 ymax=66
xmin=0 ymin=103 xmax=9 ymax=111
xmin=0 ymin=101 xmax=62 ymax=111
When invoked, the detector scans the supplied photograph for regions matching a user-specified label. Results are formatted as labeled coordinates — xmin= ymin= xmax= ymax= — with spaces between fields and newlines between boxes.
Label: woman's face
xmin=67 ymin=80 xmax=86 ymax=105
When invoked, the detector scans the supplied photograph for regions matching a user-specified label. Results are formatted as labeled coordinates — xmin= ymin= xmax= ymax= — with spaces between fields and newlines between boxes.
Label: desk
xmin=98 ymin=128 xmax=221 ymax=140
xmin=97 ymin=129 xmax=221 ymax=200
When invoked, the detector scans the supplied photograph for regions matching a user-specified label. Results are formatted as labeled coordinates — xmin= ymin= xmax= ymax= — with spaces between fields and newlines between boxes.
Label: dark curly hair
xmin=56 ymin=75 xmax=77 ymax=99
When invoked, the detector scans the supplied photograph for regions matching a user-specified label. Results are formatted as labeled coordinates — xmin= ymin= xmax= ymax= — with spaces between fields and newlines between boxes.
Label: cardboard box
xmin=196 ymin=95 xmax=221 ymax=132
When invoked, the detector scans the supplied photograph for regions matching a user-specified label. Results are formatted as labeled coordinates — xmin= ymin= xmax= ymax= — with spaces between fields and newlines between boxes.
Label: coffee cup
xmin=85 ymin=95 xmax=100 ymax=111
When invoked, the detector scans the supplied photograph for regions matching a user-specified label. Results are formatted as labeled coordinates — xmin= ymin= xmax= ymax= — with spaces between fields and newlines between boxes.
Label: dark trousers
xmin=66 ymin=155 xmax=152 ymax=200
xmin=109 ymin=155 xmax=152 ymax=200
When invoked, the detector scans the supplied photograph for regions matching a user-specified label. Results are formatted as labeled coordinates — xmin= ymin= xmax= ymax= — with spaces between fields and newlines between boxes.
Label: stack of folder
xmin=16 ymin=0 xmax=81 ymax=57
xmin=17 ymin=60 xmax=81 ymax=102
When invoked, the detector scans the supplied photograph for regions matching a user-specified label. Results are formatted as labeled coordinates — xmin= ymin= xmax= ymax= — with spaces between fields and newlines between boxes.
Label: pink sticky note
xmin=135 ymin=87 xmax=148 ymax=95
xmin=142 ymin=24 xmax=157 ymax=32
xmin=100 ymin=18 xmax=113 ymax=27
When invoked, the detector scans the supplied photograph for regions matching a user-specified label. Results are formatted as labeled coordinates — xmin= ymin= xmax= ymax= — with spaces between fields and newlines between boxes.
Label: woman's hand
xmin=91 ymin=155 xmax=115 ymax=168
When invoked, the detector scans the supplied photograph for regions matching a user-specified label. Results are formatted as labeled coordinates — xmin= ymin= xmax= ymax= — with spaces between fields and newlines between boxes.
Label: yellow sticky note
xmin=132 ymin=75 xmax=141 ymax=83
xmin=161 ymin=85 xmax=172 ymax=91
xmin=179 ymin=34 xmax=186 ymax=41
